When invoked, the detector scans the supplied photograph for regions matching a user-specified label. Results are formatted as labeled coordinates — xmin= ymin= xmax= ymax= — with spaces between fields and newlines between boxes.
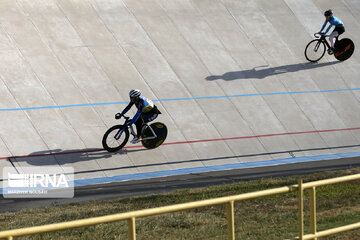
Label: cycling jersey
xmin=320 ymin=16 xmax=344 ymax=34
xmin=121 ymin=96 xmax=155 ymax=125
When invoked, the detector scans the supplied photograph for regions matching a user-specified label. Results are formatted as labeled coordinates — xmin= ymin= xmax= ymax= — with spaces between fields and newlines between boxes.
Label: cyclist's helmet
xmin=129 ymin=89 xmax=141 ymax=99
xmin=324 ymin=9 xmax=333 ymax=17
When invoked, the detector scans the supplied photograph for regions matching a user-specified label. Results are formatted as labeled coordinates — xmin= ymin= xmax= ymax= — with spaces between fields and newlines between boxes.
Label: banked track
xmin=0 ymin=0 xmax=360 ymax=195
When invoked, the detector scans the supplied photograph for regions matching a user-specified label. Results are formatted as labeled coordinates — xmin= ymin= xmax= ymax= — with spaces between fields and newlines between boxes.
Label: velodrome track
xmin=1 ymin=156 xmax=360 ymax=213
xmin=0 ymin=0 xmax=360 ymax=210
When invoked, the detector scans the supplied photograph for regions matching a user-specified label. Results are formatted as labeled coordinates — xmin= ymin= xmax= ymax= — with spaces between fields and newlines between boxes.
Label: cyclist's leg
xmin=134 ymin=117 xmax=145 ymax=137
xmin=138 ymin=113 xmax=158 ymax=136
xmin=142 ymin=113 xmax=158 ymax=124
xmin=337 ymin=25 xmax=345 ymax=35
xmin=130 ymin=117 xmax=144 ymax=144
xmin=329 ymin=30 xmax=339 ymax=49
xmin=331 ymin=26 xmax=345 ymax=48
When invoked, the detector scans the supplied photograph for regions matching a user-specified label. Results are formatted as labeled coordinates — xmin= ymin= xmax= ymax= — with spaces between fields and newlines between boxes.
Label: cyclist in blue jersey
xmin=117 ymin=89 xmax=161 ymax=144
xmin=318 ymin=9 xmax=345 ymax=55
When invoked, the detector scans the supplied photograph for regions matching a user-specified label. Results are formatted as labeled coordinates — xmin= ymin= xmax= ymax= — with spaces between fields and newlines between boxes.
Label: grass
xmin=0 ymin=167 xmax=359 ymax=239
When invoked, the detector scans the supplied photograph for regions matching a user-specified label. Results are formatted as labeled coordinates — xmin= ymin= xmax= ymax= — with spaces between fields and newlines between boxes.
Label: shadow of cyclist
xmin=6 ymin=147 xmax=147 ymax=166
xmin=206 ymin=61 xmax=340 ymax=81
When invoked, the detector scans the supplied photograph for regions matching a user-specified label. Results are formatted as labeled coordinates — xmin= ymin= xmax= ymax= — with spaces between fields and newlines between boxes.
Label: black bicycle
xmin=305 ymin=33 xmax=355 ymax=62
xmin=102 ymin=115 xmax=168 ymax=152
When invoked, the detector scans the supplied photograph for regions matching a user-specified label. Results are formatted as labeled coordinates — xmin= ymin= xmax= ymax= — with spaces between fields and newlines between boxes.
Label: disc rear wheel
xmin=141 ymin=122 xmax=168 ymax=149
xmin=334 ymin=38 xmax=355 ymax=61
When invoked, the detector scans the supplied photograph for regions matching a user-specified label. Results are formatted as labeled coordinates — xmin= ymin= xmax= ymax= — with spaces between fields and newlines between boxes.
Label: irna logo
xmin=3 ymin=167 xmax=74 ymax=198
xmin=8 ymin=173 xmax=69 ymax=188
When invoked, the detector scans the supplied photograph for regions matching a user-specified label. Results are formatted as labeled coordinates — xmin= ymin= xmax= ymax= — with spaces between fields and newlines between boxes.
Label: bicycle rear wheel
xmin=334 ymin=38 xmax=355 ymax=61
xmin=141 ymin=122 xmax=168 ymax=149
xmin=102 ymin=125 xmax=129 ymax=152
xmin=305 ymin=39 xmax=326 ymax=62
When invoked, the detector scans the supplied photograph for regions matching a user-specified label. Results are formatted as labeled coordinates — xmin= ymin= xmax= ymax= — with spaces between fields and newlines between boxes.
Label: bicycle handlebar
xmin=121 ymin=115 xmax=131 ymax=125
xmin=115 ymin=113 xmax=130 ymax=122
xmin=314 ymin=33 xmax=329 ymax=38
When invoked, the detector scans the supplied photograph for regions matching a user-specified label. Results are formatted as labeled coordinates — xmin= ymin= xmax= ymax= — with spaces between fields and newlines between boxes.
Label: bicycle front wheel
xmin=305 ymin=39 xmax=326 ymax=62
xmin=102 ymin=125 xmax=129 ymax=152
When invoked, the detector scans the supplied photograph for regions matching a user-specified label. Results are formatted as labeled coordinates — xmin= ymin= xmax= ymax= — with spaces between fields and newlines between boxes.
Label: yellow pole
xmin=127 ymin=217 xmax=136 ymax=240
xmin=0 ymin=184 xmax=297 ymax=239
xmin=226 ymin=201 xmax=235 ymax=240
xmin=302 ymin=222 xmax=360 ymax=239
xmin=309 ymin=187 xmax=317 ymax=240
xmin=298 ymin=180 xmax=304 ymax=240
xmin=7 ymin=237 xmax=13 ymax=240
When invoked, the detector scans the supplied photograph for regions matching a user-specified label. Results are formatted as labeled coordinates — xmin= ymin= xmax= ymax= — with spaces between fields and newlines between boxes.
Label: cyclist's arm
xmin=319 ymin=20 xmax=327 ymax=33
xmin=120 ymin=102 xmax=134 ymax=116
xmin=129 ymin=109 xmax=142 ymax=125
xmin=324 ymin=24 xmax=333 ymax=34
xmin=128 ymin=97 xmax=152 ymax=125
xmin=129 ymin=98 xmax=146 ymax=125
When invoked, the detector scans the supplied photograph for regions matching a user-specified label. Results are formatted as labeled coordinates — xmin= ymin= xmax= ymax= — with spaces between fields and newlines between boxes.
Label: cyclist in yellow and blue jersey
xmin=118 ymin=89 xmax=161 ymax=144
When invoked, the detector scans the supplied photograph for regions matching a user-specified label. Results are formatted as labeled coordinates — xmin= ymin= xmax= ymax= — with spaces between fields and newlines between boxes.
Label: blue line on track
xmin=0 ymin=88 xmax=359 ymax=112
xmin=1 ymin=151 xmax=360 ymax=194
xmin=71 ymin=151 xmax=360 ymax=187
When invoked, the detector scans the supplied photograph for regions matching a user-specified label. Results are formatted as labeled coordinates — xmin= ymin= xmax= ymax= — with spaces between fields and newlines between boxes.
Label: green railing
xmin=0 ymin=174 xmax=359 ymax=240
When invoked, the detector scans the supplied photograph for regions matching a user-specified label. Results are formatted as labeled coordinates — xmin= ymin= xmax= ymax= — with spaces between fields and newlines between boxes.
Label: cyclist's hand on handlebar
xmin=314 ymin=32 xmax=323 ymax=38
xmin=115 ymin=113 xmax=122 ymax=119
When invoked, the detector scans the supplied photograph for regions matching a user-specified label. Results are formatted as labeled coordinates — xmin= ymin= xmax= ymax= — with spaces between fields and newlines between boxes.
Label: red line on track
xmin=161 ymin=127 xmax=360 ymax=146
xmin=1 ymin=127 xmax=359 ymax=160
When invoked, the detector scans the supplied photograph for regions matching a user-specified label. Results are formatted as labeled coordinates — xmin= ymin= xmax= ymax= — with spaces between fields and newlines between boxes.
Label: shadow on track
xmin=9 ymin=144 xmax=358 ymax=176
xmin=5 ymin=143 xmax=360 ymax=177
xmin=4 ymin=147 xmax=147 ymax=167
xmin=205 ymin=61 xmax=340 ymax=81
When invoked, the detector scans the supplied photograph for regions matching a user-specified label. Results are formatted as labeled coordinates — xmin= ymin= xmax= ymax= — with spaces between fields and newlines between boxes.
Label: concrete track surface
xmin=0 ymin=0 xmax=360 ymax=188
xmin=1 ymin=156 xmax=360 ymax=213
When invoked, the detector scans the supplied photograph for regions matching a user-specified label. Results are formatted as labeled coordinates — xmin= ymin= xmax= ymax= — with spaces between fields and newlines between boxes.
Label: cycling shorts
xmin=333 ymin=25 xmax=345 ymax=35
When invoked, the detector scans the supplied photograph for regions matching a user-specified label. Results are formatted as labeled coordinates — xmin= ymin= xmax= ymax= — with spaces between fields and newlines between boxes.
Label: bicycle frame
xmin=114 ymin=122 xmax=130 ymax=141
xmin=314 ymin=33 xmax=338 ymax=49
xmin=114 ymin=117 xmax=157 ymax=141
xmin=141 ymin=125 xmax=157 ymax=140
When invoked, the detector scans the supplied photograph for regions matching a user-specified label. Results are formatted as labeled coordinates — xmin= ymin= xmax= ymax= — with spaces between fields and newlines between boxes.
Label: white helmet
xmin=129 ymin=89 xmax=141 ymax=99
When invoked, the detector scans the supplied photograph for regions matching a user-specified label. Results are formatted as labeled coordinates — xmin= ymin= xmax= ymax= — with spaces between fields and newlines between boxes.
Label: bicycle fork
xmin=314 ymin=41 xmax=322 ymax=52
xmin=114 ymin=125 xmax=136 ymax=140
